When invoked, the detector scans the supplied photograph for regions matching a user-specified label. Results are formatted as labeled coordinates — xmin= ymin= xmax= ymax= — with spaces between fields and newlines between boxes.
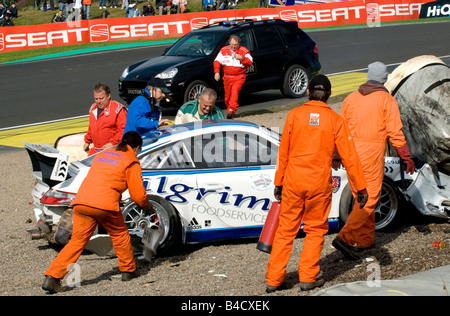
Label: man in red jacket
xmin=84 ymin=83 xmax=127 ymax=156
xmin=214 ymin=35 xmax=253 ymax=119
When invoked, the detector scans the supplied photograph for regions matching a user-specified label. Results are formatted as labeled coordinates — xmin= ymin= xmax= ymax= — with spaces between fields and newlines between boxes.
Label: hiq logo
xmin=427 ymin=3 xmax=450 ymax=17
xmin=0 ymin=33 xmax=4 ymax=51
xmin=90 ymin=24 xmax=110 ymax=42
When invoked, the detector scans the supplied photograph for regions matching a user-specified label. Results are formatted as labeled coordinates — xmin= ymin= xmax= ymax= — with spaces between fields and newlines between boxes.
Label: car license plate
xmin=128 ymin=88 xmax=143 ymax=95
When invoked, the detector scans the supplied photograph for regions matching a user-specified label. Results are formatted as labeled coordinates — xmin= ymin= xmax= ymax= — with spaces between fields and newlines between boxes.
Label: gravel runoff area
xmin=0 ymin=102 xmax=449 ymax=298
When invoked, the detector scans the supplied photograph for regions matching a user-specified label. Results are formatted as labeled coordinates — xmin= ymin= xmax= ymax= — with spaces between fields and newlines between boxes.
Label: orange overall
xmin=266 ymin=100 xmax=367 ymax=285
xmin=338 ymin=83 xmax=407 ymax=248
xmin=44 ymin=145 xmax=148 ymax=279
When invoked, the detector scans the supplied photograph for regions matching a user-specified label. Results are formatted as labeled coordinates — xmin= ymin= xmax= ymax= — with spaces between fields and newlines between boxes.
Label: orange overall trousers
xmin=44 ymin=205 xmax=136 ymax=279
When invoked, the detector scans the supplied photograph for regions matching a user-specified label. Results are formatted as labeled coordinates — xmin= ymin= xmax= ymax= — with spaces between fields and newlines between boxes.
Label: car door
xmin=195 ymin=129 xmax=278 ymax=239
xmin=245 ymin=24 xmax=286 ymax=90
xmin=139 ymin=137 xmax=213 ymax=238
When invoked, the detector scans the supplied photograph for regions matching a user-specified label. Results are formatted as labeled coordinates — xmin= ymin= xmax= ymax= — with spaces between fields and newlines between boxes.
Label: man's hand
xmin=142 ymin=203 xmax=153 ymax=216
xmin=83 ymin=142 xmax=91 ymax=153
xmin=274 ymin=186 xmax=282 ymax=201
xmin=158 ymin=119 xmax=170 ymax=127
xmin=357 ymin=189 xmax=368 ymax=209
xmin=214 ymin=73 xmax=220 ymax=82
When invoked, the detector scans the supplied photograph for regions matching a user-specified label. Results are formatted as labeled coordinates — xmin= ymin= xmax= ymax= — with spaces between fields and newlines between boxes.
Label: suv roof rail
xmin=201 ymin=19 xmax=258 ymax=30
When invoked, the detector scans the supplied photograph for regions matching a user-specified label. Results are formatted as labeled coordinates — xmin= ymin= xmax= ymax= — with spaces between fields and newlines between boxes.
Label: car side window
xmin=276 ymin=24 xmax=301 ymax=43
xmin=234 ymin=30 xmax=254 ymax=51
xmin=253 ymin=25 xmax=283 ymax=50
xmin=139 ymin=139 xmax=197 ymax=169
xmin=199 ymin=131 xmax=277 ymax=168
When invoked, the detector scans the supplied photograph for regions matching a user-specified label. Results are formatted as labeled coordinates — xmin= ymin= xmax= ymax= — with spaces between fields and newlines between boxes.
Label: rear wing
xmin=23 ymin=142 xmax=70 ymax=187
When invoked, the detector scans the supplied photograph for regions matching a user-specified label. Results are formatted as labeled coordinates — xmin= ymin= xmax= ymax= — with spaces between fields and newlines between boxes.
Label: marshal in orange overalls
xmin=44 ymin=145 xmax=148 ymax=279
xmin=266 ymin=100 xmax=367 ymax=286
xmin=337 ymin=82 xmax=413 ymax=249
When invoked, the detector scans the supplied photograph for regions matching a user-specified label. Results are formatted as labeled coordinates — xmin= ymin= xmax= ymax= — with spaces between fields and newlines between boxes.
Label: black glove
xmin=357 ymin=189 xmax=368 ymax=209
xmin=142 ymin=203 xmax=153 ymax=216
xmin=274 ymin=186 xmax=282 ymax=201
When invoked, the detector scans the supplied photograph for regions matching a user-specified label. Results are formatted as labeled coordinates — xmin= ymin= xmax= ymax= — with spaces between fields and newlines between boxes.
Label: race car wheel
xmin=183 ymin=80 xmax=209 ymax=104
xmin=281 ymin=64 xmax=310 ymax=98
xmin=122 ymin=195 xmax=181 ymax=255
xmin=339 ymin=177 xmax=400 ymax=231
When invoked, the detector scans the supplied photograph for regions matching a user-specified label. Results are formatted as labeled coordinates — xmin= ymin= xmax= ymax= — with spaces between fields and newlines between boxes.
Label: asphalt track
xmin=0 ymin=21 xmax=449 ymax=151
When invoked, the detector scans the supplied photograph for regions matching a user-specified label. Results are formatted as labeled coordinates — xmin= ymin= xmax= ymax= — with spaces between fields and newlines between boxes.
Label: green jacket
xmin=174 ymin=99 xmax=224 ymax=124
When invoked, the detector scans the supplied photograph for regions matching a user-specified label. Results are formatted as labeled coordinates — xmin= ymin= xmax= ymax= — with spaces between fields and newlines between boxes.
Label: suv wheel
xmin=183 ymin=80 xmax=208 ymax=103
xmin=281 ymin=64 xmax=310 ymax=98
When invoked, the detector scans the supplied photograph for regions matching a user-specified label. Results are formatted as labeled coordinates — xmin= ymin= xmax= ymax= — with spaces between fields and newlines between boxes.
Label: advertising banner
xmin=419 ymin=0 xmax=450 ymax=18
xmin=0 ymin=0 xmax=434 ymax=53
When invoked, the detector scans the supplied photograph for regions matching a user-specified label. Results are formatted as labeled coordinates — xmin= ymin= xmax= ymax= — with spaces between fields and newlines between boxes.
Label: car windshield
xmin=165 ymin=31 xmax=224 ymax=57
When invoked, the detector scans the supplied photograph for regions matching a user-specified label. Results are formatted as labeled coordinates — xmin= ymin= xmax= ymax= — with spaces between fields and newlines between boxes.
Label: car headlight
xmin=120 ymin=67 xmax=129 ymax=79
xmin=155 ymin=68 xmax=178 ymax=79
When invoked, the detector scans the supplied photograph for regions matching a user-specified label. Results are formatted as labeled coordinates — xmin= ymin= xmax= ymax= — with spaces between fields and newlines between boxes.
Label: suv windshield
xmin=166 ymin=31 xmax=224 ymax=57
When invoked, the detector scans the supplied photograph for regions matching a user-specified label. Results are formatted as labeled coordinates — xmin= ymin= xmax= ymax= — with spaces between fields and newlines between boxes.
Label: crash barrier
xmin=0 ymin=0 xmax=435 ymax=53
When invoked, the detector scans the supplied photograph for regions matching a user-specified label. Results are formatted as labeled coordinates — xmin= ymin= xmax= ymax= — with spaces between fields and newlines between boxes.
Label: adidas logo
xmin=187 ymin=217 xmax=202 ymax=231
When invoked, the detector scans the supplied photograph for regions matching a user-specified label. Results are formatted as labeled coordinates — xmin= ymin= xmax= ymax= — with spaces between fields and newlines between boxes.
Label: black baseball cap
xmin=308 ymin=74 xmax=331 ymax=92
xmin=147 ymin=77 xmax=171 ymax=94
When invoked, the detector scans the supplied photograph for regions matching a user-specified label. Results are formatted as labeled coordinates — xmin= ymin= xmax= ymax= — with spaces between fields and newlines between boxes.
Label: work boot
xmin=332 ymin=236 xmax=359 ymax=261
xmin=121 ymin=271 xmax=138 ymax=281
xmin=265 ymin=283 xmax=285 ymax=293
xmin=42 ymin=275 xmax=62 ymax=294
xmin=225 ymin=108 xmax=235 ymax=119
xmin=299 ymin=277 xmax=325 ymax=291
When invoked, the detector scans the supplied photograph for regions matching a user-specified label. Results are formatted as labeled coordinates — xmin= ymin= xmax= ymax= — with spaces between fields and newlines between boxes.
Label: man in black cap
xmin=123 ymin=78 xmax=171 ymax=135
xmin=266 ymin=74 xmax=368 ymax=293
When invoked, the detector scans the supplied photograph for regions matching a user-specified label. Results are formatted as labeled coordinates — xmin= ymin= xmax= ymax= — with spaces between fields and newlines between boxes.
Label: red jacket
xmin=73 ymin=145 xmax=148 ymax=212
xmin=213 ymin=45 xmax=253 ymax=76
xmin=84 ymin=100 xmax=127 ymax=153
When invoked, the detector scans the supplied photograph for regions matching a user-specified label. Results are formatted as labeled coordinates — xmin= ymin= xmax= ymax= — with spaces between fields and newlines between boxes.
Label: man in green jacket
xmin=174 ymin=88 xmax=224 ymax=124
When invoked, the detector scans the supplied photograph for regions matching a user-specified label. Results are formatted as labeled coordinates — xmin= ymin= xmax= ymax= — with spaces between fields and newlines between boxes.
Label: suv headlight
xmin=155 ymin=68 xmax=178 ymax=79
xmin=120 ymin=67 xmax=129 ymax=79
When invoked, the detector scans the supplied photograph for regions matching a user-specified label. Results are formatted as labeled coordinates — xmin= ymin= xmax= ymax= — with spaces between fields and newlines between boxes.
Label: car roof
xmin=142 ymin=119 xmax=261 ymax=146
xmin=200 ymin=19 xmax=294 ymax=31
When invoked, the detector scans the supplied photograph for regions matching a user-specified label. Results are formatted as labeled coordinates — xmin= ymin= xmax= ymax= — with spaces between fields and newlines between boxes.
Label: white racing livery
xmin=24 ymin=120 xmax=450 ymax=259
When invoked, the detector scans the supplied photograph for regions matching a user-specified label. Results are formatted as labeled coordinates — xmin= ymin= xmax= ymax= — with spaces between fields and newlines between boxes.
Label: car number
xmin=141 ymin=226 xmax=154 ymax=248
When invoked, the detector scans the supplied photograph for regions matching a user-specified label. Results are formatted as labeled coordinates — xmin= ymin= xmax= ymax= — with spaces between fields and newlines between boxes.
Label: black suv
xmin=118 ymin=19 xmax=321 ymax=108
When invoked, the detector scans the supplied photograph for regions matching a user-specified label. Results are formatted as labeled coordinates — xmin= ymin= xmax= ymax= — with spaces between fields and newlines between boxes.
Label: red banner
xmin=0 ymin=0 xmax=432 ymax=53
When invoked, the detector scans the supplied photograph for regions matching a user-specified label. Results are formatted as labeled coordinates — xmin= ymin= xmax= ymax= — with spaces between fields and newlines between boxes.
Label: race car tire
xmin=122 ymin=195 xmax=181 ymax=255
xmin=339 ymin=177 xmax=401 ymax=231
xmin=281 ymin=64 xmax=310 ymax=98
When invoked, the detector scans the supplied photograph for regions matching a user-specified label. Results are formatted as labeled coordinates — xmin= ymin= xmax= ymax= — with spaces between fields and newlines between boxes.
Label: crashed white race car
xmin=24 ymin=120 xmax=449 ymax=259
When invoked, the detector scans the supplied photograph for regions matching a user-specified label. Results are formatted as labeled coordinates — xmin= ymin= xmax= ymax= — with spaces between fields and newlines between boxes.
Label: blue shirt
xmin=123 ymin=88 xmax=161 ymax=135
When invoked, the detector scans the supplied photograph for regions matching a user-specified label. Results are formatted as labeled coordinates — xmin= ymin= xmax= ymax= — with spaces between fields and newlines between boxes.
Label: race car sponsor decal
xmin=250 ymin=174 xmax=272 ymax=191
xmin=187 ymin=217 xmax=202 ymax=230
xmin=144 ymin=176 xmax=272 ymax=211
xmin=191 ymin=204 xmax=267 ymax=224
